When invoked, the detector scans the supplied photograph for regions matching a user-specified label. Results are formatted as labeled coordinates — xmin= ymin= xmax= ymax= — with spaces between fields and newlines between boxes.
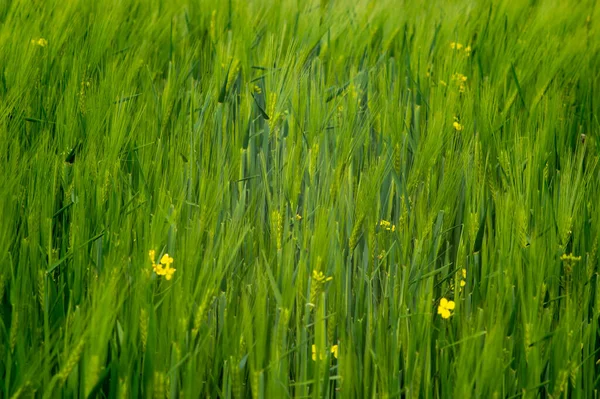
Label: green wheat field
xmin=1 ymin=0 xmax=600 ymax=397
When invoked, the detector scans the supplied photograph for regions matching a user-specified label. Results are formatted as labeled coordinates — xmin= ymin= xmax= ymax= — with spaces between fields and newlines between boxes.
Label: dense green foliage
xmin=1 ymin=0 xmax=600 ymax=397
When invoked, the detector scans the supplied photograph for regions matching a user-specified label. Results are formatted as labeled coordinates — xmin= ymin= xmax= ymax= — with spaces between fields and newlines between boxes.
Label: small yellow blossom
xmin=160 ymin=254 xmax=174 ymax=268
xmin=450 ymin=42 xmax=463 ymax=50
xmin=452 ymin=73 xmax=467 ymax=83
xmin=453 ymin=121 xmax=463 ymax=131
xmin=312 ymin=345 xmax=323 ymax=361
xmin=31 ymin=38 xmax=48 ymax=47
xmin=437 ymin=298 xmax=455 ymax=319
xmin=379 ymin=220 xmax=396 ymax=232
xmin=150 ymin=251 xmax=176 ymax=280
xmin=464 ymin=46 xmax=472 ymax=56
xmin=331 ymin=345 xmax=339 ymax=358
xmin=295 ymin=214 xmax=302 ymax=221
xmin=459 ymin=268 xmax=467 ymax=288
xmin=164 ymin=266 xmax=176 ymax=281
xmin=312 ymin=344 xmax=338 ymax=361
xmin=153 ymin=263 xmax=164 ymax=275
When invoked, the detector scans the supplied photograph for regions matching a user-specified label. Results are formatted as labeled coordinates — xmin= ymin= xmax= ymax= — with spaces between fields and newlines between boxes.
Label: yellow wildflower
xmin=464 ymin=46 xmax=472 ymax=56
xmin=312 ymin=344 xmax=324 ymax=361
xmin=331 ymin=345 xmax=339 ymax=358
xmin=164 ymin=266 xmax=176 ymax=281
xmin=453 ymin=121 xmax=463 ymax=131
xmin=452 ymin=73 xmax=467 ymax=83
xmin=149 ymin=251 xmax=176 ymax=280
xmin=311 ymin=344 xmax=338 ymax=361
xmin=295 ymin=214 xmax=302 ymax=221
xmin=379 ymin=220 xmax=396 ymax=231
xmin=437 ymin=298 xmax=455 ymax=319
xmin=160 ymin=254 xmax=174 ymax=267
xmin=160 ymin=254 xmax=176 ymax=279
xmin=31 ymin=38 xmax=48 ymax=47
xmin=450 ymin=42 xmax=463 ymax=50
xmin=153 ymin=263 xmax=164 ymax=275
xmin=460 ymin=280 xmax=466 ymax=287
xmin=462 ymin=268 xmax=467 ymax=278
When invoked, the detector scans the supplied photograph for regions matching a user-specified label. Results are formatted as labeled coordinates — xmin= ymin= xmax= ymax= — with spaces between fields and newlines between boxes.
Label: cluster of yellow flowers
xmin=312 ymin=344 xmax=339 ymax=361
xmin=379 ymin=219 xmax=396 ymax=232
xmin=453 ymin=116 xmax=463 ymax=131
xmin=450 ymin=42 xmax=472 ymax=56
xmin=460 ymin=268 xmax=467 ymax=288
xmin=437 ymin=298 xmax=455 ymax=319
xmin=452 ymin=73 xmax=468 ymax=93
xmin=437 ymin=269 xmax=467 ymax=319
xmin=31 ymin=38 xmax=48 ymax=47
xmin=149 ymin=250 xmax=176 ymax=281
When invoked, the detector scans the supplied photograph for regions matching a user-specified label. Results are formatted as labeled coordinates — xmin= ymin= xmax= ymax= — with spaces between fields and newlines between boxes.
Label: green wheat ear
xmin=349 ymin=214 xmax=364 ymax=252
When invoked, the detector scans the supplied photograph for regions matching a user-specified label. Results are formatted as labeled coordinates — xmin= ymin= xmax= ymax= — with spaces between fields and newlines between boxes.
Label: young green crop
xmin=0 ymin=0 xmax=599 ymax=397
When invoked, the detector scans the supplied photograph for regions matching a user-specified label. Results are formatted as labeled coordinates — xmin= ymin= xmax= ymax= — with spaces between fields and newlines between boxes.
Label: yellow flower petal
xmin=441 ymin=308 xmax=451 ymax=319
xmin=446 ymin=300 xmax=456 ymax=310
xmin=160 ymin=254 xmax=174 ymax=267
xmin=154 ymin=264 xmax=165 ymax=275
xmin=440 ymin=298 xmax=448 ymax=307
xmin=165 ymin=267 xmax=176 ymax=279
xmin=460 ymin=280 xmax=466 ymax=287
xmin=331 ymin=345 xmax=338 ymax=359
